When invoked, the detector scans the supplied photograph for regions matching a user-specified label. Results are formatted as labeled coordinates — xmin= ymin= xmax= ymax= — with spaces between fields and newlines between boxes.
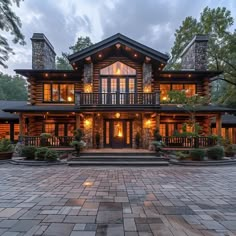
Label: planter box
xmin=0 ymin=152 xmax=13 ymax=160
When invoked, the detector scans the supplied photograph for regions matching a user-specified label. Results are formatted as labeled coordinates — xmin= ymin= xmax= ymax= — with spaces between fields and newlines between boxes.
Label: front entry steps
xmin=67 ymin=151 xmax=169 ymax=166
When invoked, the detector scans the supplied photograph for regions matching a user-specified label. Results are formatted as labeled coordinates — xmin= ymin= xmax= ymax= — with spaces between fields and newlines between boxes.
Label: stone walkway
xmin=0 ymin=165 xmax=236 ymax=236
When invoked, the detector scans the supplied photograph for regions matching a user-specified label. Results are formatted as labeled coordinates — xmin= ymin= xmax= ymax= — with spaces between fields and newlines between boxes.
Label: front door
xmin=104 ymin=120 xmax=132 ymax=148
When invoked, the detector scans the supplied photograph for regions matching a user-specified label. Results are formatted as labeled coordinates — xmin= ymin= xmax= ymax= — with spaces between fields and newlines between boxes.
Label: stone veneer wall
xmin=181 ymin=35 xmax=208 ymax=71
xmin=31 ymin=33 xmax=56 ymax=70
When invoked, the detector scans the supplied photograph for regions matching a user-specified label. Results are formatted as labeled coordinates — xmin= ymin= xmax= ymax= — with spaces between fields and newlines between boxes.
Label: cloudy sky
xmin=1 ymin=0 xmax=236 ymax=75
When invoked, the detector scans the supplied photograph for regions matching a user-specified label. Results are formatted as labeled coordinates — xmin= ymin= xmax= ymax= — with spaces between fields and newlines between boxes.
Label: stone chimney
xmin=31 ymin=33 xmax=56 ymax=69
xmin=180 ymin=35 xmax=208 ymax=70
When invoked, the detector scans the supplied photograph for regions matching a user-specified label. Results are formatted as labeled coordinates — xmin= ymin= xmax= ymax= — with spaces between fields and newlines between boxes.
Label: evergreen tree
xmin=0 ymin=0 xmax=25 ymax=68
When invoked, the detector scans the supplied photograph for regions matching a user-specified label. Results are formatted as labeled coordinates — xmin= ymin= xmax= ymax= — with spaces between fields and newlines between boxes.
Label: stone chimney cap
xmin=180 ymin=34 xmax=208 ymax=57
xmin=31 ymin=33 xmax=56 ymax=55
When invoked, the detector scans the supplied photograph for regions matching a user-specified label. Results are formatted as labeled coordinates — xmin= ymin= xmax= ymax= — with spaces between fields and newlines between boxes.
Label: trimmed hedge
xmin=207 ymin=146 xmax=224 ymax=160
xmin=21 ymin=146 xmax=37 ymax=160
xmin=35 ymin=147 xmax=49 ymax=161
xmin=189 ymin=149 xmax=205 ymax=161
xmin=45 ymin=150 xmax=58 ymax=161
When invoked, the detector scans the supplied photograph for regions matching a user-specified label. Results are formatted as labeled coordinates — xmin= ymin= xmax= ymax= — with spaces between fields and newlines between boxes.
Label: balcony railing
xmin=75 ymin=92 xmax=160 ymax=106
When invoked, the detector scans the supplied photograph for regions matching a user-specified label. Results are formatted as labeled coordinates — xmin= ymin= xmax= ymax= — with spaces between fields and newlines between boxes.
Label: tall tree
xmin=56 ymin=36 xmax=93 ymax=70
xmin=167 ymin=7 xmax=236 ymax=107
xmin=0 ymin=73 xmax=27 ymax=100
xmin=0 ymin=0 xmax=25 ymax=68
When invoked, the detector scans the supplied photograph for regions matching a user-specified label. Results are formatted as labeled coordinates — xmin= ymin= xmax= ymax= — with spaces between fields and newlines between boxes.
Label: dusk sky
xmin=1 ymin=0 xmax=236 ymax=75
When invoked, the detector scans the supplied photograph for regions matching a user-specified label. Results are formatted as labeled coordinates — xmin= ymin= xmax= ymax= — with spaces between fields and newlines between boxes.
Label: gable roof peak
xmin=68 ymin=33 xmax=169 ymax=64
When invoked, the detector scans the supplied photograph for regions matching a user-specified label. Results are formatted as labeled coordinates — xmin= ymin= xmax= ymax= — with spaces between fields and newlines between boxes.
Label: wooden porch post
xmin=216 ymin=113 xmax=222 ymax=137
xmin=76 ymin=113 xmax=80 ymax=130
xmin=19 ymin=113 xmax=26 ymax=138
xmin=156 ymin=113 xmax=160 ymax=128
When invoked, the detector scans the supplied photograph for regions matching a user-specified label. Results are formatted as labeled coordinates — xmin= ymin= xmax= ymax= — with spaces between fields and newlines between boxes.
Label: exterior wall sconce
xmin=145 ymin=119 xmax=151 ymax=128
xmin=144 ymin=85 xmax=151 ymax=93
xmin=84 ymin=84 xmax=92 ymax=93
xmin=115 ymin=113 xmax=121 ymax=119
xmin=84 ymin=118 xmax=92 ymax=128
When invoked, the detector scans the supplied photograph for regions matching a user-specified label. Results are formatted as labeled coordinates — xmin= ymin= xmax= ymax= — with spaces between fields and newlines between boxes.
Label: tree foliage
xmin=167 ymin=90 xmax=208 ymax=134
xmin=0 ymin=0 xmax=25 ymax=68
xmin=56 ymin=36 xmax=93 ymax=70
xmin=167 ymin=7 xmax=236 ymax=107
xmin=0 ymin=73 xmax=27 ymax=100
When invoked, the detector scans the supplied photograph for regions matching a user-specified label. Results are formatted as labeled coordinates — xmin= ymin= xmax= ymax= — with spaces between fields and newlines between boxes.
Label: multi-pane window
xmin=160 ymin=84 xmax=196 ymax=101
xmin=44 ymin=84 xmax=74 ymax=102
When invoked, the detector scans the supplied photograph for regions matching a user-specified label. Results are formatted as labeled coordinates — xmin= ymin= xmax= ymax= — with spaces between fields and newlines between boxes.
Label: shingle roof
xmin=211 ymin=114 xmax=236 ymax=125
xmin=0 ymin=100 xmax=27 ymax=120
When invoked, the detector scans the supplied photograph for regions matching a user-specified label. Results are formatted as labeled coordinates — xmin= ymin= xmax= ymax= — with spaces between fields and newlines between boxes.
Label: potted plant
xmin=95 ymin=132 xmax=100 ymax=149
xmin=153 ymin=128 xmax=162 ymax=141
xmin=71 ymin=129 xmax=86 ymax=156
xmin=40 ymin=133 xmax=52 ymax=147
xmin=135 ymin=132 xmax=141 ymax=149
xmin=0 ymin=138 xmax=14 ymax=160
xmin=71 ymin=140 xmax=86 ymax=156
xmin=151 ymin=140 xmax=165 ymax=157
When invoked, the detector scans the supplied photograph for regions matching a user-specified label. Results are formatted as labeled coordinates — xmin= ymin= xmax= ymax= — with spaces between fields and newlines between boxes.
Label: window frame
xmin=43 ymin=83 xmax=75 ymax=103
xmin=160 ymin=83 xmax=197 ymax=102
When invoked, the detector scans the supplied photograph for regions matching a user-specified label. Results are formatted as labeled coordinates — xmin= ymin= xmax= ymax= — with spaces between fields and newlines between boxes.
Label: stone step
xmin=70 ymin=156 xmax=168 ymax=162
xmin=80 ymin=152 xmax=156 ymax=157
xmin=68 ymin=160 xmax=169 ymax=166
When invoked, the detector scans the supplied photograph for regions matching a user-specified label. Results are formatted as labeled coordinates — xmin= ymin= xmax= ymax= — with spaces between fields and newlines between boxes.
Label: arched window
xmin=100 ymin=61 xmax=136 ymax=75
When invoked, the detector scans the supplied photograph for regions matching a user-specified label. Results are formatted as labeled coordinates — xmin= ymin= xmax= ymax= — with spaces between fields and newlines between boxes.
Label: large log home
xmin=3 ymin=33 xmax=236 ymax=148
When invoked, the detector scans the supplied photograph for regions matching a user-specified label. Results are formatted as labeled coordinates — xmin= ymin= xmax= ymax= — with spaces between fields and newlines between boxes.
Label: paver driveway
xmin=0 ymin=164 xmax=236 ymax=236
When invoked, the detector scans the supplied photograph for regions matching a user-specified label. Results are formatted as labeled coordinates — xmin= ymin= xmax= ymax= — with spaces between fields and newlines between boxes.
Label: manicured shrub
xmin=21 ymin=146 xmax=37 ymax=160
xmin=0 ymin=138 xmax=13 ymax=152
xmin=35 ymin=147 xmax=49 ymax=161
xmin=45 ymin=149 xmax=58 ymax=161
xmin=189 ymin=149 xmax=205 ymax=161
xmin=207 ymin=146 xmax=224 ymax=160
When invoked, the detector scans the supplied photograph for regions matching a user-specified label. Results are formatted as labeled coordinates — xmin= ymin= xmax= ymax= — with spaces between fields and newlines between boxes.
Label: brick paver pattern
xmin=0 ymin=165 xmax=236 ymax=236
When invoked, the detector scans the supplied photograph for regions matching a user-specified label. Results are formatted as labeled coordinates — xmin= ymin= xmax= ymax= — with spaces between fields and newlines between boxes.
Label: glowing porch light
xmin=67 ymin=96 xmax=72 ymax=102
xmin=115 ymin=113 xmax=121 ymax=119
xmin=84 ymin=84 xmax=92 ymax=93
xmin=145 ymin=119 xmax=151 ymax=128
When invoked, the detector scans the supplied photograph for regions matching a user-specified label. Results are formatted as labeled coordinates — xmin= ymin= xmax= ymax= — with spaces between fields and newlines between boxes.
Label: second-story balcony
xmin=75 ymin=92 xmax=160 ymax=108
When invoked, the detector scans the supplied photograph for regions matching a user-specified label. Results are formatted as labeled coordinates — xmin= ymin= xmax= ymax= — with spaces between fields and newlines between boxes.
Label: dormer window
xmin=43 ymin=83 xmax=74 ymax=103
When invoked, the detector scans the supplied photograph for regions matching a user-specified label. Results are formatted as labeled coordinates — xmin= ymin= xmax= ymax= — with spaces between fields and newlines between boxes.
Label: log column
xmin=216 ymin=114 xmax=222 ymax=137
xmin=19 ymin=113 xmax=26 ymax=137
xmin=76 ymin=113 xmax=81 ymax=130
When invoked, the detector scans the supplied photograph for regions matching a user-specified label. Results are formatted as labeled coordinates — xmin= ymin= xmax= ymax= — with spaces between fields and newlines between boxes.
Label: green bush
xmin=207 ymin=146 xmax=224 ymax=160
xmin=21 ymin=146 xmax=37 ymax=160
xmin=45 ymin=149 xmax=58 ymax=161
xmin=175 ymin=151 xmax=189 ymax=160
xmin=189 ymin=149 xmax=205 ymax=161
xmin=0 ymin=139 xmax=14 ymax=152
xmin=35 ymin=147 xmax=49 ymax=161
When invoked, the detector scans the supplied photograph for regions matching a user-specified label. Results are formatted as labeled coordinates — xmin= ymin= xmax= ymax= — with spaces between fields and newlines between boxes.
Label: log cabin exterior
xmin=3 ymin=33 xmax=236 ymax=148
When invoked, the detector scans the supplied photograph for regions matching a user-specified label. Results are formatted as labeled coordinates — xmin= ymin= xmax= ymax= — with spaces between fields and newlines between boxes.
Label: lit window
xmin=44 ymin=124 xmax=55 ymax=135
xmin=43 ymin=84 xmax=74 ymax=102
xmin=160 ymin=84 xmax=171 ymax=101
xmin=184 ymin=84 xmax=196 ymax=97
